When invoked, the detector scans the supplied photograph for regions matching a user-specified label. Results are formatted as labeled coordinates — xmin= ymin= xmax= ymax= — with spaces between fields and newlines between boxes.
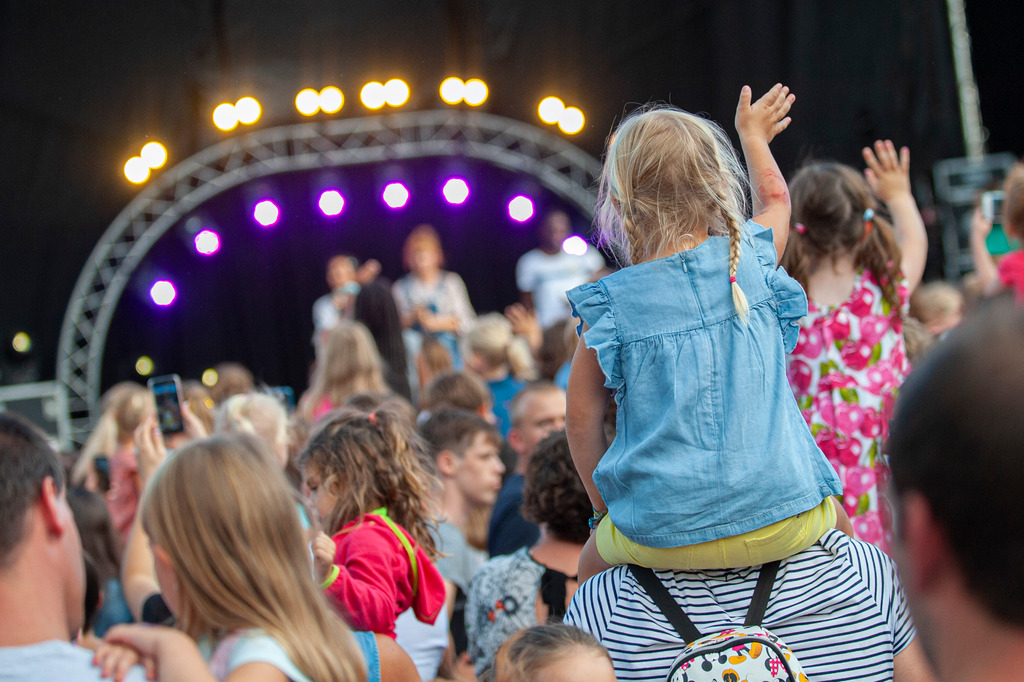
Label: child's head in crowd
xmin=141 ymin=434 xmax=364 ymax=680
xmin=420 ymin=409 xmax=504 ymax=507
xmin=464 ymin=313 xmax=537 ymax=381
xmin=423 ymin=369 xmax=494 ymax=419
xmin=217 ymin=392 xmax=289 ymax=466
xmin=491 ymin=624 xmax=616 ymax=682
xmin=305 ymin=320 xmax=388 ymax=419
xmin=909 ymin=281 xmax=963 ymax=337
xmin=1002 ymin=163 xmax=1024 ymax=241
xmin=785 ymin=161 xmax=905 ymax=316
xmin=300 ymin=405 xmax=440 ymax=559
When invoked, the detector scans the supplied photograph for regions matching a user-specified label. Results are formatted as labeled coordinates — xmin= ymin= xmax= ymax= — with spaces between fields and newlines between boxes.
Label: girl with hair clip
xmin=567 ymin=84 xmax=844 ymax=581
xmin=782 ymin=141 xmax=927 ymax=552
xmin=464 ymin=312 xmax=537 ymax=437
xmin=301 ymin=406 xmax=446 ymax=637
xmin=93 ymin=434 xmax=366 ymax=682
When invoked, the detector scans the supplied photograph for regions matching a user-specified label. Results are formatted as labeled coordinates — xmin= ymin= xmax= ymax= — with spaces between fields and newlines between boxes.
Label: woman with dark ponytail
xmin=782 ymin=140 xmax=927 ymax=554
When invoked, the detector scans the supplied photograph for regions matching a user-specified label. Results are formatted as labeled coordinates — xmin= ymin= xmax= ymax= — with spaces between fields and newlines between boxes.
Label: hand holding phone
xmin=148 ymin=374 xmax=184 ymax=435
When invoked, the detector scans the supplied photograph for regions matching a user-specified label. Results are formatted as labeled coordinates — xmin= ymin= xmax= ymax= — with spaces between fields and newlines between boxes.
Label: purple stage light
xmin=319 ymin=190 xmax=345 ymax=216
xmin=382 ymin=182 xmax=409 ymax=209
xmin=562 ymin=235 xmax=589 ymax=256
xmin=194 ymin=229 xmax=221 ymax=256
xmin=508 ymin=195 xmax=534 ymax=222
xmin=150 ymin=280 xmax=177 ymax=306
xmin=253 ymin=200 xmax=280 ymax=227
xmin=442 ymin=178 xmax=470 ymax=205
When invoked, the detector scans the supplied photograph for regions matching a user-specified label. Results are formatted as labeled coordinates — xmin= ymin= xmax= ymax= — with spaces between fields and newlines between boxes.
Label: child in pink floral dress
xmin=782 ymin=140 xmax=928 ymax=553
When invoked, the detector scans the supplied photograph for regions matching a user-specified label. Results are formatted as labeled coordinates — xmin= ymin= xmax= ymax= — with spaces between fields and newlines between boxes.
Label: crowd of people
xmin=1 ymin=81 xmax=1023 ymax=682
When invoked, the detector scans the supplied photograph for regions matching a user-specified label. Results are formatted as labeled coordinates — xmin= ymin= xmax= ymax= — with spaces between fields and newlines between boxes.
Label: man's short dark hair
xmin=888 ymin=300 xmax=1024 ymax=624
xmin=0 ymin=413 xmax=64 ymax=568
xmin=419 ymin=409 xmax=499 ymax=460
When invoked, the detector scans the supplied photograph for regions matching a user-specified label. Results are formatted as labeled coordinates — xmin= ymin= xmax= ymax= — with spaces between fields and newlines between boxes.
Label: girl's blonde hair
xmin=141 ymin=435 xmax=365 ymax=682
xmin=299 ymin=405 xmax=440 ymax=559
xmin=216 ymin=392 xmax=288 ymax=460
xmin=783 ymin=161 xmax=903 ymax=316
xmin=303 ymin=321 xmax=388 ymax=421
xmin=491 ymin=624 xmax=612 ymax=682
xmin=464 ymin=313 xmax=537 ymax=381
xmin=598 ymin=105 xmax=752 ymax=318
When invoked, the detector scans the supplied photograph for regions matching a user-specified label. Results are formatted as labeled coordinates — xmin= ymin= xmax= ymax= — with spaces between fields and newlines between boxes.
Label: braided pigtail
xmin=726 ymin=212 xmax=749 ymax=320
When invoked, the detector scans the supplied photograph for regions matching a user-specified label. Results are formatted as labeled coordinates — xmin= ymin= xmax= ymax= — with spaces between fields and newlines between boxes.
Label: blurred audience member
xmin=464 ymin=314 xmax=537 ymax=438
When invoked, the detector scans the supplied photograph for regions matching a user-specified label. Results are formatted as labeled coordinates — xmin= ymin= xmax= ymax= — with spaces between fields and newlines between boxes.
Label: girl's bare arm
xmin=566 ymin=328 xmax=610 ymax=511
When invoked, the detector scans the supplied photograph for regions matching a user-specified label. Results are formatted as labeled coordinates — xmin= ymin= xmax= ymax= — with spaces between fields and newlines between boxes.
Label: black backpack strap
xmin=744 ymin=560 xmax=781 ymax=627
xmin=628 ymin=565 xmax=702 ymax=643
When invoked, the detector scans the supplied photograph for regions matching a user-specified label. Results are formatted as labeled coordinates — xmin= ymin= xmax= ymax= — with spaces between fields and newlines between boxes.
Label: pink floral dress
xmin=786 ymin=270 xmax=909 ymax=554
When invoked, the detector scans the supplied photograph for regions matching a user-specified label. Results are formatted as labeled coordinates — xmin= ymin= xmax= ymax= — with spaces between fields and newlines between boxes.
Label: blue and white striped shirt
xmin=565 ymin=531 xmax=915 ymax=681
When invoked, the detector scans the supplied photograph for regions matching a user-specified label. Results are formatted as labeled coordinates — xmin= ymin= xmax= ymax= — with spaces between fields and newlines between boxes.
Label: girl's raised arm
xmin=862 ymin=140 xmax=928 ymax=292
xmin=735 ymin=84 xmax=795 ymax=264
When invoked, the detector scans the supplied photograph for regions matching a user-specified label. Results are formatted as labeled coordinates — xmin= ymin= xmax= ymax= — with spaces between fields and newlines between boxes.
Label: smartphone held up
xmin=148 ymin=374 xmax=184 ymax=435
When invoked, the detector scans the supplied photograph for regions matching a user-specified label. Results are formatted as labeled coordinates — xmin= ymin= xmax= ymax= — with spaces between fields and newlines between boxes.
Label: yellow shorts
xmin=595 ymin=498 xmax=837 ymax=570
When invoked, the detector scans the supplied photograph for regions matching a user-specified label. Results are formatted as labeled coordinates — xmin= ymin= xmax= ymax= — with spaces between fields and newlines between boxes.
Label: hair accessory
xmin=794 ymin=222 xmax=806 ymax=234
xmin=368 ymin=412 xmax=378 ymax=426
xmin=862 ymin=208 xmax=875 ymax=240
xmin=729 ymin=276 xmax=737 ymax=283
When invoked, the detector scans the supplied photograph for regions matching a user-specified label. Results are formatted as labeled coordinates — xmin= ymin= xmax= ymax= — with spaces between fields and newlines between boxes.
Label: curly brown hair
xmin=299 ymin=405 xmax=440 ymax=559
xmin=521 ymin=431 xmax=591 ymax=545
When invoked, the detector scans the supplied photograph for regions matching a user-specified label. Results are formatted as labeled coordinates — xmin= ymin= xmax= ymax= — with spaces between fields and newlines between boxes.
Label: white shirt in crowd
xmin=516 ymin=245 xmax=604 ymax=329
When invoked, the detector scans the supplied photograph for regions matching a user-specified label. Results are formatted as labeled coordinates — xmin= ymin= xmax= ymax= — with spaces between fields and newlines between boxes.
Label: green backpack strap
xmin=369 ymin=507 xmax=419 ymax=596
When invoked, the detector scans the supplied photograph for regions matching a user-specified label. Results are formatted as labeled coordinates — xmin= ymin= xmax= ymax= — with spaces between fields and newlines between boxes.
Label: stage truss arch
xmin=57 ymin=110 xmax=602 ymax=445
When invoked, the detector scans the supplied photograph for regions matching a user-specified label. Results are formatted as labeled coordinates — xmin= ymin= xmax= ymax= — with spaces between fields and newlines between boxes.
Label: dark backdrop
xmin=1 ymin=0 xmax=1020 ymax=394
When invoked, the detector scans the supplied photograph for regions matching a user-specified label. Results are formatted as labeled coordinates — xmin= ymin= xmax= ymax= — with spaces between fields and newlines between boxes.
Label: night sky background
xmin=1 ymin=1 xmax=1021 ymax=395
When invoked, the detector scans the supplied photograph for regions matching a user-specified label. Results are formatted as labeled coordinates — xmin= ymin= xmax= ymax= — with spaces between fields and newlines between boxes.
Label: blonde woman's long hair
xmin=597 ymin=105 xmax=752 ymax=318
xmin=464 ymin=313 xmax=537 ymax=381
xmin=141 ymin=435 xmax=366 ymax=682
xmin=303 ymin=320 xmax=388 ymax=421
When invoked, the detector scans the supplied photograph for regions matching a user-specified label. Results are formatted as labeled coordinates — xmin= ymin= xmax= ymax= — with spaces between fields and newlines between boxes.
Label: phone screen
xmin=149 ymin=375 xmax=184 ymax=434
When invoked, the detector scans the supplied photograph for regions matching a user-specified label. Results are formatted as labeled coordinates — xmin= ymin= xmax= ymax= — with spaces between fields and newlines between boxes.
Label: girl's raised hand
xmin=94 ymin=628 xmax=156 ymax=681
xmin=735 ymin=83 xmax=795 ymax=145
xmin=863 ymin=139 xmax=911 ymax=203
xmin=312 ymin=532 xmax=337 ymax=583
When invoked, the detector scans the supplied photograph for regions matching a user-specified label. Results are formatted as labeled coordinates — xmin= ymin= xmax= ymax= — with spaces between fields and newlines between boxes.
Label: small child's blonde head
xmin=598 ymin=106 xmax=751 ymax=315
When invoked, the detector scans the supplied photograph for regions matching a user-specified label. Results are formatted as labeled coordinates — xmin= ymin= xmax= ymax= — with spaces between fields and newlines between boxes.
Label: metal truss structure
xmin=57 ymin=110 xmax=602 ymax=445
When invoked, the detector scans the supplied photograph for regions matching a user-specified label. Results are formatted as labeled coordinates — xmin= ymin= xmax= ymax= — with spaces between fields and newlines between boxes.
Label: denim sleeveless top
xmin=567 ymin=221 xmax=842 ymax=547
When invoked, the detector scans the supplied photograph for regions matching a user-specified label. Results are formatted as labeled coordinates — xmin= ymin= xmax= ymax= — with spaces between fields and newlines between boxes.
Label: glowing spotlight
xmin=235 ymin=97 xmax=261 ymax=124
xmin=383 ymin=79 xmax=410 ymax=107
xmin=213 ymin=103 xmax=238 ymax=130
xmin=253 ymin=200 xmax=280 ymax=227
xmin=319 ymin=86 xmax=344 ymax=113
xmin=149 ymin=280 xmax=177 ymax=306
xmin=508 ymin=195 xmax=535 ymax=222
xmin=124 ymin=157 xmax=150 ymax=184
xmin=194 ymin=229 xmax=221 ymax=256
xmin=538 ymin=96 xmax=565 ymax=124
xmin=442 ymin=178 xmax=470 ymax=205
xmin=135 ymin=356 xmax=154 ymax=376
xmin=562 ymin=235 xmax=589 ymax=256
xmin=140 ymin=142 xmax=167 ymax=169
xmin=440 ymin=77 xmax=465 ymax=104
xmin=382 ymin=182 xmax=409 ymax=209
xmin=558 ymin=106 xmax=585 ymax=135
xmin=201 ymin=368 xmax=219 ymax=387
xmin=361 ymin=82 xmax=386 ymax=109
xmin=11 ymin=332 xmax=31 ymax=354
xmin=463 ymin=79 xmax=488 ymax=106
xmin=296 ymin=88 xmax=320 ymax=115
xmin=319 ymin=189 xmax=345 ymax=216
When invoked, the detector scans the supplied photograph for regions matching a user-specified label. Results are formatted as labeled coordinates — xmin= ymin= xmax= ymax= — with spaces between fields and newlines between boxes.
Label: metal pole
xmin=946 ymin=0 xmax=986 ymax=161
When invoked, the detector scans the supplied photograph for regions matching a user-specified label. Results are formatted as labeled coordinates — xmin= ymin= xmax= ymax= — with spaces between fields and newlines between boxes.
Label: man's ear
xmin=506 ymin=427 xmax=523 ymax=454
xmin=38 ymin=477 xmax=71 ymax=537
xmin=899 ymin=492 xmax=951 ymax=595
xmin=436 ymin=450 xmax=459 ymax=478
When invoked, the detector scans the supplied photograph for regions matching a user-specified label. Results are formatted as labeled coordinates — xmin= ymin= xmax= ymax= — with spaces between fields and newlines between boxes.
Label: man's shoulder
xmin=0 ymin=641 xmax=147 ymax=682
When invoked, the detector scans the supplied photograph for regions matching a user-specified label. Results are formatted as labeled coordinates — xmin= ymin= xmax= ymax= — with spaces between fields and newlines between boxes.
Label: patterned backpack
xmin=629 ymin=561 xmax=809 ymax=682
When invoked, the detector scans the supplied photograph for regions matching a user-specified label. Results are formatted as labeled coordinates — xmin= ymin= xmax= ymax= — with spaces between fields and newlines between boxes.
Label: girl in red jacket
xmin=301 ymin=405 xmax=445 ymax=637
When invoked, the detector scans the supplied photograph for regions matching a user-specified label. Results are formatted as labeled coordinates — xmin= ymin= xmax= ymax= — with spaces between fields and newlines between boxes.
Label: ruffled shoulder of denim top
xmin=566 ymin=281 xmax=622 ymax=391
xmin=750 ymin=224 xmax=807 ymax=352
